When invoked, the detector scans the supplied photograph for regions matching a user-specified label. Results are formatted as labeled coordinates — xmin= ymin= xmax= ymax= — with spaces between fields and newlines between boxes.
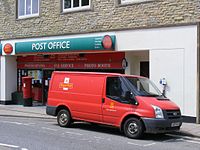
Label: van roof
xmin=53 ymin=71 xmax=144 ymax=78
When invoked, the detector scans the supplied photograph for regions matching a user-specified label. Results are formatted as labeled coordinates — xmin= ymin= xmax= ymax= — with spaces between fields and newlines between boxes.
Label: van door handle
xmin=102 ymin=98 xmax=105 ymax=103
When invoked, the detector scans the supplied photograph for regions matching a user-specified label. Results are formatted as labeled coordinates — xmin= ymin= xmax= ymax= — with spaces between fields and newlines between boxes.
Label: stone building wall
xmin=0 ymin=0 xmax=199 ymax=39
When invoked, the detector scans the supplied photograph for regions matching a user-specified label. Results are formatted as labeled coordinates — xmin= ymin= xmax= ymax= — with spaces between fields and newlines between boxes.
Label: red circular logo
xmin=102 ymin=35 xmax=113 ymax=49
xmin=4 ymin=43 xmax=13 ymax=55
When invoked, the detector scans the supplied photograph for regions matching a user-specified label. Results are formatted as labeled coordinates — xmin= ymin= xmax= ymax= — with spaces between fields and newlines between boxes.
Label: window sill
xmin=119 ymin=0 xmax=154 ymax=6
xmin=62 ymin=6 xmax=92 ymax=14
xmin=17 ymin=14 xmax=40 ymax=20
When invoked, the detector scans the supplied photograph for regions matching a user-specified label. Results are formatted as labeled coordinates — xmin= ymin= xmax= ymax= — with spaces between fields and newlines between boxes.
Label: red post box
xmin=22 ymin=76 xmax=33 ymax=106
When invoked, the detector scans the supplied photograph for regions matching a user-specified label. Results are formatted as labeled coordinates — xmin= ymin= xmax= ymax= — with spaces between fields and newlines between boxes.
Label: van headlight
xmin=152 ymin=105 xmax=164 ymax=119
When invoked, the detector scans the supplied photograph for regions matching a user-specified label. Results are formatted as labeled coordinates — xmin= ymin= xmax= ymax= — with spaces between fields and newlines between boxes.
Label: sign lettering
xmin=17 ymin=62 xmax=122 ymax=69
xmin=15 ymin=35 xmax=115 ymax=54
xmin=32 ymin=41 xmax=70 ymax=51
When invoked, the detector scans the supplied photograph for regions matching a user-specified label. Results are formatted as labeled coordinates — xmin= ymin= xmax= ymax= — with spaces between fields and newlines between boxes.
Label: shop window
xmin=18 ymin=0 xmax=39 ymax=19
xmin=120 ymin=0 xmax=153 ymax=5
xmin=63 ymin=0 xmax=91 ymax=12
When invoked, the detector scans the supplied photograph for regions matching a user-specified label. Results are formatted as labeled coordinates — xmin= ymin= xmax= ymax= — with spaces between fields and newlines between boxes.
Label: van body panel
xmin=136 ymin=96 xmax=180 ymax=110
xmin=47 ymin=71 xmax=182 ymax=136
xmin=48 ymin=72 xmax=106 ymax=122
xmin=102 ymin=97 xmax=133 ymax=126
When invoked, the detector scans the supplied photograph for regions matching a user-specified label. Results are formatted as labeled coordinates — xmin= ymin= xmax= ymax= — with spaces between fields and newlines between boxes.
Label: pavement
xmin=0 ymin=104 xmax=200 ymax=138
xmin=0 ymin=103 xmax=52 ymax=119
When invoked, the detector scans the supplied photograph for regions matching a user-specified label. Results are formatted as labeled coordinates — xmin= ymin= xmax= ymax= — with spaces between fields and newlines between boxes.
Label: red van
xmin=46 ymin=71 xmax=182 ymax=138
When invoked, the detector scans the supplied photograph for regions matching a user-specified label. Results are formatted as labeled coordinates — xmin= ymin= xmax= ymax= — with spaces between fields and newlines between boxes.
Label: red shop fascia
xmin=17 ymin=52 xmax=125 ymax=71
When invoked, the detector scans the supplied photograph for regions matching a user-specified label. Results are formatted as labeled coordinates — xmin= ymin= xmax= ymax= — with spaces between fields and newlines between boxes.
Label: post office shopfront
xmin=0 ymin=34 xmax=126 ymax=104
xmin=0 ymin=26 xmax=199 ymax=122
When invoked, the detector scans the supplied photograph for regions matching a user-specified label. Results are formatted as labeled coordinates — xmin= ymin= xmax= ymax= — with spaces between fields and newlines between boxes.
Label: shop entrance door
xmin=140 ymin=61 xmax=149 ymax=78
xmin=43 ymin=70 xmax=54 ymax=104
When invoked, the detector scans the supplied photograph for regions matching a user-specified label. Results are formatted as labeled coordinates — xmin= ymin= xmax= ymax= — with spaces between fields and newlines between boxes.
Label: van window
xmin=126 ymin=77 xmax=162 ymax=97
xmin=106 ymin=77 xmax=130 ymax=103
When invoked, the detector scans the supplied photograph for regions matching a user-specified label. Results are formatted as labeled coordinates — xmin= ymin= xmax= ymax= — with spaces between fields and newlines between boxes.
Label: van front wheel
xmin=123 ymin=118 xmax=144 ymax=139
xmin=57 ymin=109 xmax=71 ymax=127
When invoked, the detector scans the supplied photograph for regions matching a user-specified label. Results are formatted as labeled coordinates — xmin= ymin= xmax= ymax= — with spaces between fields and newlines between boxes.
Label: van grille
xmin=165 ymin=110 xmax=181 ymax=119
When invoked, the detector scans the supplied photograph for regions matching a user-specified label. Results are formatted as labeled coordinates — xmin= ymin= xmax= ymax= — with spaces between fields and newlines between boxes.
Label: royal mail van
xmin=46 ymin=71 xmax=182 ymax=138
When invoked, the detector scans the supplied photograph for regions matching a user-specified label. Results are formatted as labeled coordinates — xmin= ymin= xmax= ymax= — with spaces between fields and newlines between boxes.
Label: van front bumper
xmin=142 ymin=117 xmax=183 ymax=133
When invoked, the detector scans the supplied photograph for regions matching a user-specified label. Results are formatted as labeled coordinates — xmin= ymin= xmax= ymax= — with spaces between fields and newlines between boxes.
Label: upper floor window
xmin=63 ymin=0 xmax=90 ymax=12
xmin=18 ymin=0 xmax=39 ymax=19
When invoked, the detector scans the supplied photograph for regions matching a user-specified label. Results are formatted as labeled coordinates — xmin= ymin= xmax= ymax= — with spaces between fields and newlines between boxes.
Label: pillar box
xmin=22 ymin=76 xmax=33 ymax=106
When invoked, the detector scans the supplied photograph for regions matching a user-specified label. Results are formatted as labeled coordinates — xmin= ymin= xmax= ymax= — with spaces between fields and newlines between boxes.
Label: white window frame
xmin=63 ymin=0 xmax=91 ymax=13
xmin=18 ymin=0 xmax=39 ymax=19
xmin=120 ymin=0 xmax=153 ymax=5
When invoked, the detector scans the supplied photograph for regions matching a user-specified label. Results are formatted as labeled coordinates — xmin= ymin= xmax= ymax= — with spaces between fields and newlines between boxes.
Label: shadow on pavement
xmin=56 ymin=122 xmax=190 ymax=141
xmin=69 ymin=122 xmax=123 ymax=137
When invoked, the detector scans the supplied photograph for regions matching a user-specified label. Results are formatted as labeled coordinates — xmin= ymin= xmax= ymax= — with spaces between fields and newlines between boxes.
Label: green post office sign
xmin=15 ymin=35 xmax=115 ymax=54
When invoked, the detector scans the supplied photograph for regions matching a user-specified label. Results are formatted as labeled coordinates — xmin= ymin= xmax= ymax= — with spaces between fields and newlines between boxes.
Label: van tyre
xmin=57 ymin=109 xmax=71 ymax=127
xmin=123 ymin=118 xmax=144 ymax=139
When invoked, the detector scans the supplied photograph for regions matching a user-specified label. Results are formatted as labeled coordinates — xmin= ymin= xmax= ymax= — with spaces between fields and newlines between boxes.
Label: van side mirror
xmin=125 ymin=91 xmax=132 ymax=99
xmin=125 ymin=91 xmax=138 ymax=105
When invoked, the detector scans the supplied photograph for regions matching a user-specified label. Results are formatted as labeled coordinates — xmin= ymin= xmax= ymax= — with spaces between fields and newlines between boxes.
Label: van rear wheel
xmin=57 ymin=109 xmax=71 ymax=127
xmin=123 ymin=118 xmax=144 ymax=139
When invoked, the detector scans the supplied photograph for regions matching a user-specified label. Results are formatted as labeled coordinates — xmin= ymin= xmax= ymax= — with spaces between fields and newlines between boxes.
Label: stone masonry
xmin=0 ymin=0 xmax=200 ymax=39
xmin=0 ymin=0 xmax=200 ymax=122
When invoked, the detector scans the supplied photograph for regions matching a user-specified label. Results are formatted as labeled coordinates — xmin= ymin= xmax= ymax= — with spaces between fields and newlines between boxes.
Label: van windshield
xmin=125 ymin=77 xmax=162 ymax=97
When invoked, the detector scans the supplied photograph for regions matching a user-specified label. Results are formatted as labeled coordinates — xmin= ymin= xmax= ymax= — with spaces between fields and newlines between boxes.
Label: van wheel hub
xmin=60 ymin=113 xmax=68 ymax=124
xmin=123 ymin=118 xmax=143 ymax=139
xmin=128 ymin=122 xmax=138 ymax=134
xmin=57 ymin=109 xmax=72 ymax=127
